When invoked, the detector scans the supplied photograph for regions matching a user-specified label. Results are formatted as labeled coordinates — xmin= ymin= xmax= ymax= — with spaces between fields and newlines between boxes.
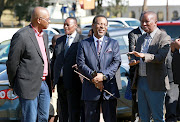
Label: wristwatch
xmin=103 ymin=74 xmax=107 ymax=81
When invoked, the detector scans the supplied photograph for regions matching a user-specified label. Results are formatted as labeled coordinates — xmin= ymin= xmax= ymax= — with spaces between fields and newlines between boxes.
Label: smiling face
xmin=64 ymin=18 xmax=77 ymax=35
xmin=92 ymin=17 xmax=108 ymax=39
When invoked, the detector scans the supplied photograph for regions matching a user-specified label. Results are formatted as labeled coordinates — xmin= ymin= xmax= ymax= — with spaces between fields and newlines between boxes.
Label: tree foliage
xmin=0 ymin=0 xmax=47 ymax=26
xmin=109 ymin=0 xmax=127 ymax=17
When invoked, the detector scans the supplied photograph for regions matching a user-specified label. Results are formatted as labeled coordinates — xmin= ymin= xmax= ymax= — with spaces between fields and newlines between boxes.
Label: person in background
xmin=6 ymin=7 xmax=52 ymax=122
xmin=61 ymin=4 xmax=67 ymax=19
xmin=170 ymin=38 xmax=180 ymax=121
xmin=76 ymin=15 xmax=121 ymax=122
xmin=69 ymin=2 xmax=76 ymax=17
xmin=49 ymin=35 xmax=61 ymax=59
xmin=49 ymin=35 xmax=61 ymax=122
xmin=51 ymin=17 xmax=85 ymax=122
xmin=129 ymin=11 xmax=171 ymax=121
xmin=128 ymin=13 xmax=145 ymax=121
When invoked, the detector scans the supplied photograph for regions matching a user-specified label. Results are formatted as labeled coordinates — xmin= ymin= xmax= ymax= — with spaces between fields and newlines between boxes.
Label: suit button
xmin=42 ymin=64 xmax=44 ymax=66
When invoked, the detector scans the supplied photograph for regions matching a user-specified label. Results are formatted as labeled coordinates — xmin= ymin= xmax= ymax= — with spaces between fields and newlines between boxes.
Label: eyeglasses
xmin=39 ymin=17 xmax=50 ymax=23
xmin=95 ymin=22 xmax=108 ymax=27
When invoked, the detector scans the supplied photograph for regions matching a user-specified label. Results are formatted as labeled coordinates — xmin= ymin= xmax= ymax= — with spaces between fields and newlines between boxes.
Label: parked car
xmin=0 ymin=27 xmax=133 ymax=120
xmin=157 ymin=21 xmax=180 ymax=40
xmin=43 ymin=27 xmax=60 ymax=44
xmin=107 ymin=17 xmax=140 ymax=29
xmin=0 ymin=42 xmax=21 ymax=120
xmin=49 ymin=24 xmax=65 ymax=35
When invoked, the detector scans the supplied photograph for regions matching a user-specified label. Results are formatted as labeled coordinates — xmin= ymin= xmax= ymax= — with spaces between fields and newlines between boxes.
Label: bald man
xmin=7 ymin=7 xmax=52 ymax=122
xmin=129 ymin=11 xmax=171 ymax=121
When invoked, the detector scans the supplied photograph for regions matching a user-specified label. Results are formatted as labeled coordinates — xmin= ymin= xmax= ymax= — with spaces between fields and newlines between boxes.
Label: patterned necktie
xmin=97 ymin=40 xmax=101 ymax=56
xmin=141 ymin=33 xmax=152 ymax=53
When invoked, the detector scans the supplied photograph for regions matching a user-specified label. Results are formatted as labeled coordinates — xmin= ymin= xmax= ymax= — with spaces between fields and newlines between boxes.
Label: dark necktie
xmin=64 ymin=36 xmax=71 ymax=56
xmin=97 ymin=40 xmax=101 ymax=56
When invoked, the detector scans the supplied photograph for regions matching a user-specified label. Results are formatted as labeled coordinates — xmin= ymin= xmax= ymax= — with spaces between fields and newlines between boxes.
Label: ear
xmin=37 ymin=18 xmax=41 ymax=24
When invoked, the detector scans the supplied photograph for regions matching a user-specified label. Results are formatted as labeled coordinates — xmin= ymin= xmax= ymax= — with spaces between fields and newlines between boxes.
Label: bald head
xmin=141 ymin=11 xmax=158 ymax=33
xmin=31 ymin=7 xmax=49 ymax=22
xmin=31 ymin=7 xmax=50 ymax=31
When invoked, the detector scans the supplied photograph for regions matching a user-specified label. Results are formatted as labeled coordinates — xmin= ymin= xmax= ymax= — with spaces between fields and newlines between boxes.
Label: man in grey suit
xmin=129 ymin=11 xmax=171 ymax=121
xmin=51 ymin=17 xmax=85 ymax=122
xmin=76 ymin=15 xmax=121 ymax=122
xmin=6 ymin=7 xmax=52 ymax=122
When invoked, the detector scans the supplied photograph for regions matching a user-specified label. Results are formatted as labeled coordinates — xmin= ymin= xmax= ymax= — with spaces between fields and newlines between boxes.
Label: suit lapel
xmin=89 ymin=37 xmax=99 ymax=60
xmin=99 ymin=36 xmax=110 ymax=61
xmin=148 ymin=29 xmax=161 ymax=52
xmin=28 ymin=25 xmax=43 ymax=60
xmin=136 ymin=34 xmax=146 ymax=52
xmin=64 ymin=33 xmax=79 ymax=57
xmin=43 ymin=34 xmax=50 ymax=61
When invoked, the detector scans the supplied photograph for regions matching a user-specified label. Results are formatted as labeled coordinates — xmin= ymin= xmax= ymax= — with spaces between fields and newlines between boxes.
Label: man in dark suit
xmin=129 ymin=11 xmax=171 ymax=121
xmin=128 ymin=18 xmax=145 ymax=121
xmin=51 ymin=17 xmax=85 ymax=122
xmin=170 ymin=38 xmax=180 ymax=121
xmin=76 ymin=15 xmax=121 ymax=122
xmin=6 ymin=7 xmax=52 ymax=122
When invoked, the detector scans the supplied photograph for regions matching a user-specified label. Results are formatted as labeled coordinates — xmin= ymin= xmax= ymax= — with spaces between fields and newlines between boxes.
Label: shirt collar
xmin=148 ymin=28 xmax=158 ymax=39
xmin=139 ymin=26 xmax=145 ymax=35
xmin=93 ymin=34 xmax=104 ymax=43
xmin=31 ymin=24 xmax=44 ymax=37
xmin=67 ymin=31 xmax=77 ymax=39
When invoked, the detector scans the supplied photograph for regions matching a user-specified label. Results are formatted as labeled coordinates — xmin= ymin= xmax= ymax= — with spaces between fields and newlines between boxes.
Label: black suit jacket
xmin=6 ymin=25 xmax=52 ymax=99
xmin=172 ymin=49 xmax=180 ymax=84
xmin=128 ymin=27 xmax=142 ymax=52
xmin=52 ymin=33 xmax=86 ymax=90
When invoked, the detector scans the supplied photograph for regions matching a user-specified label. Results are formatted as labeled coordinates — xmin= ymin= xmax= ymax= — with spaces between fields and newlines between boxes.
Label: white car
xmin=43 ymin=27 xmax=60 ymax=45
xmin=107 ymin=17 xmax=140 ymax=29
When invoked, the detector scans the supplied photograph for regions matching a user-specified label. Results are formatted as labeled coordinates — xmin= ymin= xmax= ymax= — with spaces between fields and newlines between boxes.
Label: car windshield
xmin=158 ymin=25 xmax=180 ymax=39
xmin=0 ymin=44 xmax=10 ymax=64
xmin=125 ymin=20 xmax=140 ymax=27
xmin=111 ymin=35 xmax=129 ymax=54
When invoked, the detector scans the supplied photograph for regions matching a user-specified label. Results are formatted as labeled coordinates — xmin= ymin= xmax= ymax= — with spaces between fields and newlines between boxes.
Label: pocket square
xmin=106 ymin=48 xmax=112 ymax=53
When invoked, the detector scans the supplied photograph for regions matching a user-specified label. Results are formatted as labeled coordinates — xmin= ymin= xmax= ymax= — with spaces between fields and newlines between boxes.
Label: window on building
xmin=172 ymin=11 xmax=179 ymax=20
xmin=129 ymin=11 xmax=135 ymax=18
xmin=157 ymin=11 xmax=164 ymax=21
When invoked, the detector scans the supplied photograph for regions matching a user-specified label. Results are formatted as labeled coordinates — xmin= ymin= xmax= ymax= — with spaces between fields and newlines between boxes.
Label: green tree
xmin=109 ymin=0 xmax=128 ymax=17
xmin=0 ymin=0 xmax=47 ymax=27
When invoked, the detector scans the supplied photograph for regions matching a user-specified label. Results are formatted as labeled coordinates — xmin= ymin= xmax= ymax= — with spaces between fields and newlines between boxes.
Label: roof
xmin=107 ymin=17 xmax=138 ymax=21
xmin=157 ymin=21 xmax=180 ymax=26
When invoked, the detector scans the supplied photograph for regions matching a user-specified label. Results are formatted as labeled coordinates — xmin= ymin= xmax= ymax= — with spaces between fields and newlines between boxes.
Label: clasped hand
xmin=92 ymin=73 xmax=104 ymax=92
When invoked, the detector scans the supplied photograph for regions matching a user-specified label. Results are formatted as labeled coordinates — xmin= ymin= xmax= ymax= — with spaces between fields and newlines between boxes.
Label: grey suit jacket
xmin=52 ymin=33 xmax=86 ymax=90
xmin=6 ymin=25 xmax=52 ymax=99
xmin=133 ymin=28 xmax=171 ymax=91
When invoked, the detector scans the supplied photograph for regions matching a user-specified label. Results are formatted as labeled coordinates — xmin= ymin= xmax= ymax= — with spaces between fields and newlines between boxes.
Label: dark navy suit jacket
xmin=76 ymin=36 xmax=121 ymax=101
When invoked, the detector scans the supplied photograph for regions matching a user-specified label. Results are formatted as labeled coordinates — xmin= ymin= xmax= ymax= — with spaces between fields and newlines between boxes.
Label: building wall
xmin=123 ymin=5 xmax=180 ymax=21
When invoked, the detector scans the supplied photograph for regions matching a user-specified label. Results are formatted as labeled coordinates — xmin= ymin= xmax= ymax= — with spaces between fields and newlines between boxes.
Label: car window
xmin=43 ymin=30 xmax=48 ymax=34
xmin=108 ymin=20 xmax=124 ymax=26
xmin=112 ymin=35 xmax=129 ymax=54
xmin=0 ymin=40 xmax=10 ymax=51
xmin=125 ymin=20 xmax=140 ymax=27
xmin=0 ymin=45 xmax=10 ymax=63
xmin=49 ymin=31 xmax=54 ymax=35
xmin=158 ymin=25 xmax=180 ymax=39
